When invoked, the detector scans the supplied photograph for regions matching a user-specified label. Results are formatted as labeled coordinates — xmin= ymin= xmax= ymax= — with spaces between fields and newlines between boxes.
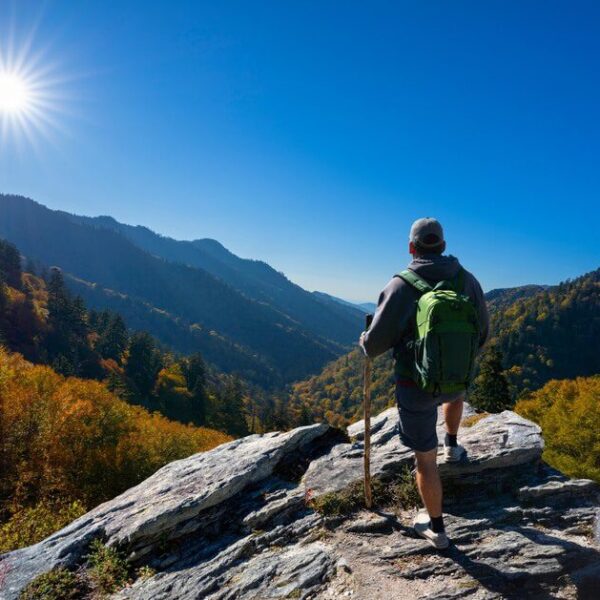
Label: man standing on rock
xmin=359 ymin=217 xmax=489 ymax=549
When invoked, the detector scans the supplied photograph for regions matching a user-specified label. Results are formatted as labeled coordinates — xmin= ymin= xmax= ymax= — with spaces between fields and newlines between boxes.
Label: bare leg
xmin=443 ymin=395 xmax=464 ymax=436
xmin=414 ymin=448 xmax=442 ymax=518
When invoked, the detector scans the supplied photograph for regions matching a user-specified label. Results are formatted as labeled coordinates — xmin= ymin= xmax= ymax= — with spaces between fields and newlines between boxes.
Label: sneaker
xmin=413 ymin=511 xmax=449 ymax=550
xmin=443 ymin=443 xmax=466 ymax=463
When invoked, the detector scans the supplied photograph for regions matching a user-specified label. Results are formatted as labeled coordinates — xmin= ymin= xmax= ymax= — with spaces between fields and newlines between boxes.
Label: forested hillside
xmin=0 ymin=195 xmax=356 ymax=385
xmin=488 ymin=268 xmax=599 ymax=394
xmin=0 ymin=238 xmax=251 ymax=436
xmin=485 ymin=284 xmax=548 ymax=313
xmin=285 ymin=268 xmax=600 ymax=427
xmin=287 ymin=349 xmax=394 ymax=428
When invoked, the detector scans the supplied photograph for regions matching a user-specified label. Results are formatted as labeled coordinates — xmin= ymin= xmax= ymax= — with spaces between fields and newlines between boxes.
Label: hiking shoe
xmin=413 ymin=511 xmax=449 ymax=550
xmin=443 ymin=444 xmax=466 ymax=463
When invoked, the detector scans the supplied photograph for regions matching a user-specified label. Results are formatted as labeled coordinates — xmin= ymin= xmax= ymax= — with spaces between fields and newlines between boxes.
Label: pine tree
xmin=125 ymin=331 xmax=163 ymax=403
xmin=0 ymin=240 xmax=22 ymax=289
xmin=182 ymin=353 xmax=208 ymax=425
xmin=469 ymin=346 xmax=512 ymax=413
xmin=224 ymin=375 xmax=249 ymax=437
xmin=96 ymin=313 xmax=128 ymax=363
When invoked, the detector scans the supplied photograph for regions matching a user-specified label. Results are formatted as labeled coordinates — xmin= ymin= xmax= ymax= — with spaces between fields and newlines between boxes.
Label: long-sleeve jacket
xmin=360 ymin=255 xmax=489 ymax=362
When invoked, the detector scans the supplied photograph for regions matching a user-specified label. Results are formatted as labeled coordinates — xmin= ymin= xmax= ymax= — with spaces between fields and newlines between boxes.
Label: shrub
xmin=0 ymin=500 xmax=86 ymax=554
xmin=86 ymin=539 xmax=131 ymax=595
xmin=0 ymin=348 xmax=231 ymax=550
xmin=18 ymin=569 xmax=79 ymax=600
xmin=515 ymin=376 xmax=600 ymax=482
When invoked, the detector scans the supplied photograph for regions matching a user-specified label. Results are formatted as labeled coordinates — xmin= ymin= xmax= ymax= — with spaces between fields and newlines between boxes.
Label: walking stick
xmin=363 ymin=313 xmax=373 ymax=509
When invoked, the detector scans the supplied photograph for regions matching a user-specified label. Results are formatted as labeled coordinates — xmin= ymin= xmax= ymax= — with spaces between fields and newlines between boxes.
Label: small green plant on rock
xmin=86 ymin=539 xmax=131 ymax=595
xmin=19 ymin=568 xmax=80 ymax=600
xmin=387 ymin=467 xmax=420 ymax=510
xmin=136 ymin=565 xmax=156 ymax=580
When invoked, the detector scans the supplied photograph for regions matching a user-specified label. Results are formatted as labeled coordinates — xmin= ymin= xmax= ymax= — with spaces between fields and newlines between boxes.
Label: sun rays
xmin=0 ymin=24 xmax=73 ymax=153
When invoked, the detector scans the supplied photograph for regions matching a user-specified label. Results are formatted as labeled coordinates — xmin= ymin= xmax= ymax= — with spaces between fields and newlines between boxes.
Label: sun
xmin=0 ymin=71 xmax=30 ymax=113
xmin=0 ymin=15 xmax=77 ymax=149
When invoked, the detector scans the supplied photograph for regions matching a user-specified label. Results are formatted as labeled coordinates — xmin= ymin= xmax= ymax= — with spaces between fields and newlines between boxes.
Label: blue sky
xmin=1 ymin=1 xmax=599 ymax=301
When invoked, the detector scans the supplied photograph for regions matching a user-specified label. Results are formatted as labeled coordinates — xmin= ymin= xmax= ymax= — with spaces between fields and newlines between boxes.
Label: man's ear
xmin=409 ymin=241 xmax=416 ymax=255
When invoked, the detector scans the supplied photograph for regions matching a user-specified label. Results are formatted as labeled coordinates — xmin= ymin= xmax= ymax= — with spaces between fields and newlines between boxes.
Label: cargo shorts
xmin=395 ymin=379 xmax=464 ymax=453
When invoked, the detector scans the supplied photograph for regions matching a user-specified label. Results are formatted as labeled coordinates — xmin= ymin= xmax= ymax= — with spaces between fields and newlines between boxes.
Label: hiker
xmin=359 ymin=217 xmax=489 ymax=549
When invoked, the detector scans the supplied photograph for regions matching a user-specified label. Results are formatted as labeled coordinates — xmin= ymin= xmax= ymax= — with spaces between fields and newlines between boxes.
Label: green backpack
xmin=396 ymin=268 xmax=479 ymax=395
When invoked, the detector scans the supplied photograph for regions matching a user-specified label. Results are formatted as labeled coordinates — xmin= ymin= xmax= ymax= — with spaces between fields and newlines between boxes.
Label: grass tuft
xmin=309 ymin=466 xmax=419 ymax=517
xmin=461 ymin=412 xmax=489 ymax=427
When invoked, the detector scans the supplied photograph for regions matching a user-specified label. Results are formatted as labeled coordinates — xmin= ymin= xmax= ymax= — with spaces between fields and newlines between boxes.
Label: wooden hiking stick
xmin=363 ymin=313 xmax=373 ymax=509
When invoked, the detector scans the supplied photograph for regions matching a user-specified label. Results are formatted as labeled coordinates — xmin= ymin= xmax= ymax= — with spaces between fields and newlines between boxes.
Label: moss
xmin=19 ymin=569 xmax=80 ymax=600
xmin=461 ymin=412 xmax=489 ymax=427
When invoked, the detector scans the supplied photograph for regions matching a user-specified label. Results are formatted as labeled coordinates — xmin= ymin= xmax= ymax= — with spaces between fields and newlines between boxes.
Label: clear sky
xmin=1 ymin=1 xmax=599 ymax=302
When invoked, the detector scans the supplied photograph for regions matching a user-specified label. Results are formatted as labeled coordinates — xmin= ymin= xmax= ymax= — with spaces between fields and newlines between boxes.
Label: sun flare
xmin=0 ymin=71 xmax=30 ymax=113
xmin=0 ymin=28 xmax=69 ymax=149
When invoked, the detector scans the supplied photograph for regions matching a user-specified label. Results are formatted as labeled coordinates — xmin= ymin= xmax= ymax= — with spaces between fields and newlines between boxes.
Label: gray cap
xmin=409 ymin=217 xmax=444 ymax=249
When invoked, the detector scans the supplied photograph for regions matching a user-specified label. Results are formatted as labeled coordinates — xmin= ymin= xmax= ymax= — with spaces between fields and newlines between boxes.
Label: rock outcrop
xmin=1 ymin=406 xmax=599 ymax=599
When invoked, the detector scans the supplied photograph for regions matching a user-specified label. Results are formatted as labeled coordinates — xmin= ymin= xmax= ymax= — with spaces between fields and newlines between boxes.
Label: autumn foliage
xmin=515 ymin=376 xmax=600 ymax=483
xmin=0 ymin=348 xmax=230 ymax=551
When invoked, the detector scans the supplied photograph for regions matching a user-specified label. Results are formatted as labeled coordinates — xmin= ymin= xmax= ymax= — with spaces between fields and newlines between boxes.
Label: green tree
xmin=125 ymin=331 xmax=163 ymax=403
xmin=96 ymin=313 xmax=128 ymax=363
xmin=182 ymin=353 xmax=208 ymax=425
xmin=469 ymin=346 xmax=512 ymax=413
xmin=0 ymin=239 xmax=22 ymax=289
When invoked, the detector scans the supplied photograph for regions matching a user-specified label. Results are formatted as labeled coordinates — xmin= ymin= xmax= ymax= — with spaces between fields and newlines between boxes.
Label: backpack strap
xmin=452 ymin=267 xmax=465 ymax=293
xmin=395 ymin=269 xmax=433 ymax=294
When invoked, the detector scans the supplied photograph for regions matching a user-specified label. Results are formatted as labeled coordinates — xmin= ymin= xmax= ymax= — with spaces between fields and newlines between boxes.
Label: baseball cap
xmin=409 ymin=217 xmax=445 ymax=250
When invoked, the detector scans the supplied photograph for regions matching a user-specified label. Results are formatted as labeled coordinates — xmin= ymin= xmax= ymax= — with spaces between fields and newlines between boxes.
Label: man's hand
xmin=359 ymin=330 xmax=368 ymax=356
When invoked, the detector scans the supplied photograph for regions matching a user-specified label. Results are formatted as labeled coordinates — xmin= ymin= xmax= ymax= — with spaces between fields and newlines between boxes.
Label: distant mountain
xmin=68 ymin=213 xmax=363 ymax=348
xmin=0 ymin=194 xmax=361 ymax=385
xmin=357 ymin=301 xmax=377 ymax=313
xmin=311 ymin=291 xmax=370 ymax=316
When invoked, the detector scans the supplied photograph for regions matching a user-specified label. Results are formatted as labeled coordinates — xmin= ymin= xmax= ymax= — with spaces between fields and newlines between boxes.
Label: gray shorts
xmin=395 ymin=381 xmax=463 ymax=452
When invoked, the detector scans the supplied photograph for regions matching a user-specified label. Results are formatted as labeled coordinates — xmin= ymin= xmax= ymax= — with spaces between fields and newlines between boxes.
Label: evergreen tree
xmin=0 ymin=240 xmax=22 ymax=289
xmin=125 ymin=331 xmax=163 ymax=402
xmin=222 ymin=375 xmax=249 ymax=437
xmin=182 ymin=353 xmax=208 ymax=425
xmin=469 ymin=346 xmax=512 ymax=413
xmin=96 ymin=313 xmax=128 ymax=363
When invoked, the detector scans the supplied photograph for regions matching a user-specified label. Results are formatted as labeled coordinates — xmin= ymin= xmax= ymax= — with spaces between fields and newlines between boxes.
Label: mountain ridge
xmin=0 ymin=194 xmax=359 ymax=385
xmin=66 ymin=209 xmax=364 ymax=347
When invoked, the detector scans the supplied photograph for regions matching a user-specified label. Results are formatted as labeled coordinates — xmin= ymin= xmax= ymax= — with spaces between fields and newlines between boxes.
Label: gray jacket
xmin=360 ymin=255 xmax=489 ymax=360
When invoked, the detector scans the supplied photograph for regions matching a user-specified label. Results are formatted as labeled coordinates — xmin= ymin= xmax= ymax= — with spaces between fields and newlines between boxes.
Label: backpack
xmin=396 ymin=268 xmax=479 ymax=395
